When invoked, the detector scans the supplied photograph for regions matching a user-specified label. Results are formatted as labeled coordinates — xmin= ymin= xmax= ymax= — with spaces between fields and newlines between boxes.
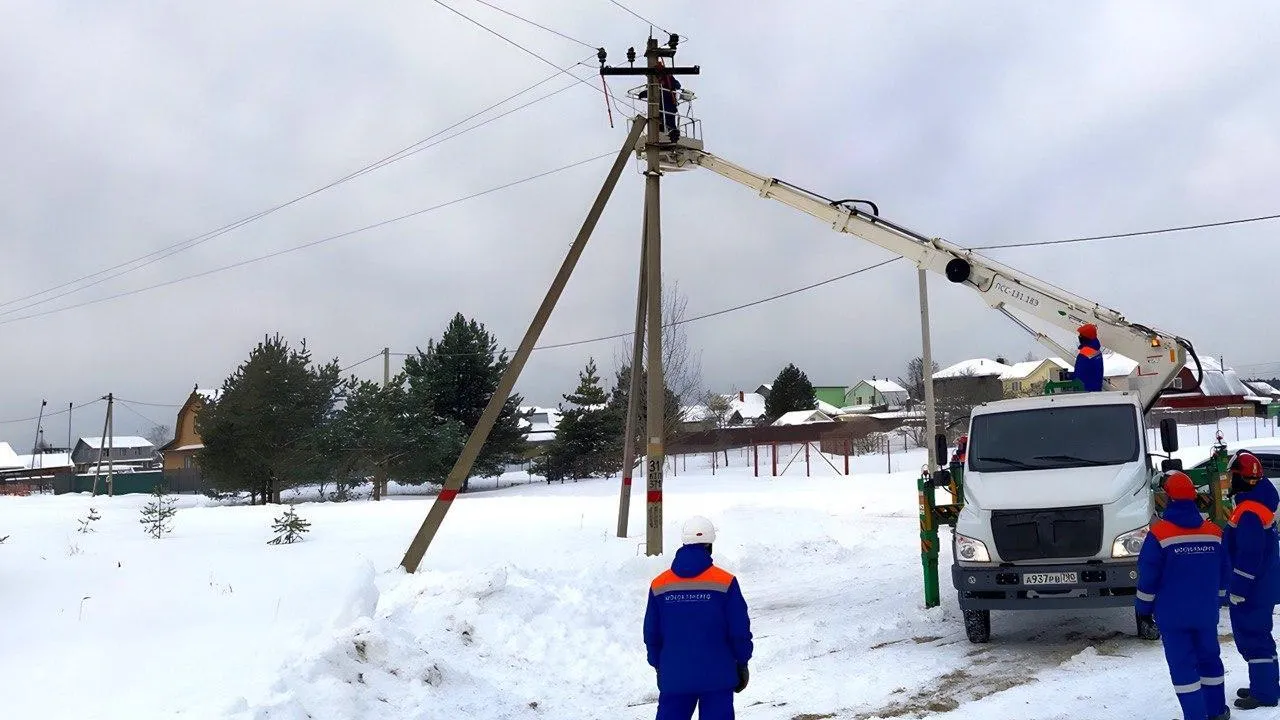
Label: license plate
xmin=1022 ymin=572 xmax=1078 ymax=586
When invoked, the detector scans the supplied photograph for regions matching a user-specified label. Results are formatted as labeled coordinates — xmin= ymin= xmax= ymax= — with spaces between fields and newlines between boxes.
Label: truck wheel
xmin=1136 ymin=612 xmax=1161 ymax=640
xmin=963 ymin=609 xmax=991 ymax=644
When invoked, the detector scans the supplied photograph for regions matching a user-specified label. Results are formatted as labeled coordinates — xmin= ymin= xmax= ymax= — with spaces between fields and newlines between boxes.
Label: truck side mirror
xmin=1159 ymin=418 xmax=1179 ymax=453
xmin=1161 ymin=458 xmax=1183 ymax=472
xmin=934 ymin=432 xmax=948 ymax=465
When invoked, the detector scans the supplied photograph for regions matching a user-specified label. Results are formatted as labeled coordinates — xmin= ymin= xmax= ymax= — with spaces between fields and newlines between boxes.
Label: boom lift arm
xmin=673 ymin=148 xmax=1200 ymax=411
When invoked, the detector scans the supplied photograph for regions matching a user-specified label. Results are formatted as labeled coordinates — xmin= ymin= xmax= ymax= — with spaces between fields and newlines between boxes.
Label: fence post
xmin=844 ymin=440 xmax=850 ymax=476
xmin=772 ymin=442 xmax=778 ymax=477
xmin=886 ymin=435 xmax=892 ymax=473
xmin=805 ymin=442 xmax=811 ymax=477
xmin=753 ymin=443 xmax=759 ymax=477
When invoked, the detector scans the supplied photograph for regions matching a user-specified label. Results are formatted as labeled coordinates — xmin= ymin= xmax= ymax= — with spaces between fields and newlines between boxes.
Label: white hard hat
xmin=681 ymin=516 xmax=716 ymax=545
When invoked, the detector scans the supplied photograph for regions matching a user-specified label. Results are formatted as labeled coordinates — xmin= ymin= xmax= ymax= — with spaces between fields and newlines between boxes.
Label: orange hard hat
xmin=1161 ymin=471 xmax=1197 ymax=501
xmin=1078 ymin=323 xmax=1098 ymax=340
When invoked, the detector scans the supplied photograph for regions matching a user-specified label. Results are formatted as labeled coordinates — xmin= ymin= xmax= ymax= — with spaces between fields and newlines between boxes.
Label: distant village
xmin=2 ymin=350 xmax=1275 ymax=496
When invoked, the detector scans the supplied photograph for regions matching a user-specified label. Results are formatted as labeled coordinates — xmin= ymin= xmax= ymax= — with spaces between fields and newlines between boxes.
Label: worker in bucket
xmin=1224 ymin=450 xmax=1280 ymax=710
xmin=636 ymin=61 xmax=682 ymax=141
xmin=1072 ymin=323 xmax=1105 ymax=391
xmin=1136 ymin=470 xmax=1232 ymax=720
xmin=644 ymin=516 xmax=753 ymax=720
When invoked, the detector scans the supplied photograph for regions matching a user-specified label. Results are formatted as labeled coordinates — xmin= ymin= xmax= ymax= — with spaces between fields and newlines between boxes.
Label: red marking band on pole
xmin=647 ymin=490 xmax=662 ymax=503
xmin=622 ymin=476 xmax=633 ymax=486
xmin=438 ymin=489 xmax=459 ymax=502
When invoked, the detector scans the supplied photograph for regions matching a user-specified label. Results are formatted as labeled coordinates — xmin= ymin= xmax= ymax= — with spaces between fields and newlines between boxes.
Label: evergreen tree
xmin=77 ymin=507 xmax=101 ymax=534
xmin=139 ymin=484 xmax=177 ymax=538
xmin=607 ymin=363 xmax=682 ymax=451
xmin=403 ymin=314 xmax=527 ymax=491
xmin=195 ymin=334 xmax=342 ymax=504
xmin=268 ymin=506 xmax=311 ymax=544
xmin=534 ymin=358 xmax=620 ymax=482
xmin=765 ymin=363 xmax=816 ymax=420
xmin=329 ymin=375 xmax=418 ymax=500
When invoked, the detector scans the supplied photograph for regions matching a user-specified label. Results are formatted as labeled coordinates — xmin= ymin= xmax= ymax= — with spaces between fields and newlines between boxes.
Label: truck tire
xmin=1136 ymin=612 xmax=1161 ymax=640
xmin=963 ymin=609 xmax=991 ymax=644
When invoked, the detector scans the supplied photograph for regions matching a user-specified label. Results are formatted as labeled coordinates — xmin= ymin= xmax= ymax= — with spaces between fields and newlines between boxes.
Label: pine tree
xmin=765 ymin=363 xmax=816 ymax=420
xmin=195 ymin=334 xmax=342 ymax=504
xmin=403 ymin=313 xmax=527 ymax=491
xmin=77 ymin=507 xmax=101 ymax=534
xmin=139 ymin=484 xmax=177 ymax=538
xmin=535 ymin=358 xmax=620 ymax=482
xmin=330 ymin=376 xmax=416 ymax=500
xmin=606 ymin=363 xmax=682 ymax=451
xmin=268 ymin=506 xmax=311 ymax=545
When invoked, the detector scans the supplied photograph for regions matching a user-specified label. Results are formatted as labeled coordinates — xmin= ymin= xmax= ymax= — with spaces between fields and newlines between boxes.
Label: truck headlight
xmin=955 ymin=533 xmax=991 ymax=562
xmin=1111 ymin=527 xmax=1149 ymax=558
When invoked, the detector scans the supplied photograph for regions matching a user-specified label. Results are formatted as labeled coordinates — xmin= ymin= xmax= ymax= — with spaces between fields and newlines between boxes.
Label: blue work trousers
xmin=1160 ymin=625 xmax=1227 ymax=720
xmin=655 ymin=691 xmax=734 ymax=720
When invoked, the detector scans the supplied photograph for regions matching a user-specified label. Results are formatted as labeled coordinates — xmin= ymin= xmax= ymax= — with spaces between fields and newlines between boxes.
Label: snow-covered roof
xmin=1246 ymin=381 xmax=1280 ymax=398
xmin=934 ymin=359 xmax=1012 ymax=379
xmin=863 ymin=378 xmax=907 ymax=394
xmin=815 ymin=399 xmax=844 ymax=416
xmin=517 ymin=407 xmax=562 ymax=440
xmin=998 ymin=358 xmax=1072 ymax=381
xmin=0 ymin=442 xmax=21 ymax=469
xmin=680 ymin=404 xmax=709 ymax=423
xmin=1102 ymin=353 xmax=1139 ymax=378
xmin=14 ymin=452 xmax=74 ymax=470
xmin=167 ymin=444 xmax=204 ymax=452
xmin=1189 ymin=355 xmax=1252 ymax=397
xmin=772 ymin=410 xmax=833 ymax=426
xmin=78 ymin=436 xmax=154 ymax=450
xmin=729 ymin=392 xmax=767 ymax=420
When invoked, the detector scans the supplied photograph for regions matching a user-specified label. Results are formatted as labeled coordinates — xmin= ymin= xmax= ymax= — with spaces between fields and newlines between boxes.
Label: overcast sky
xmin=3 ymin=0 xmax=1280 ymax=447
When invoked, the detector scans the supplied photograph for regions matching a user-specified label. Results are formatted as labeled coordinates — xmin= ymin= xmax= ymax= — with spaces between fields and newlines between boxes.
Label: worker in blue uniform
xmin=1224 ymin=450 xmax=1280 ymax=710
xmin=1136 ymin=470 xmax=1232 ymax=720
xmin=644 ymin=516 xmax=753 ymax=720
xmin=1072 ymin=323 xmax=1105 ymax=391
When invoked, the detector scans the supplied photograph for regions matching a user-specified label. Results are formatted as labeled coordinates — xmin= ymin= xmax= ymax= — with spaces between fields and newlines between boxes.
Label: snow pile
xmin=0 ymin=445 xmax=1269 ymax=720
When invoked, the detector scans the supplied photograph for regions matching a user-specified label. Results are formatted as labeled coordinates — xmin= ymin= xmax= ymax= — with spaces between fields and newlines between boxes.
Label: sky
xmin=2 ymin=0 xmax=1280 ymax=447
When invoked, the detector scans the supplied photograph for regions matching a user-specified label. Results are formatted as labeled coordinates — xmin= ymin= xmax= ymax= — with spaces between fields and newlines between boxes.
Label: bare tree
xmin=146 ymin=423 xmax=172 ymax=448
xmin=612 ymin=276 xmax=705 ymax=438
xmin=898 ymin=356 xmax=939 ymax=405
xmin=701 ymin=390 xmax=733 ymax=465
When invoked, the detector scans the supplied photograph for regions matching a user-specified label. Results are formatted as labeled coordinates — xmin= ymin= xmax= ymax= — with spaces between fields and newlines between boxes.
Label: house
xmin=753 ymin=384 xmax=772 ymax=399
xmin=724 ymin=391 xmax=768 ymax=426
xmin=813 ymin=386 xmax=849 ymax=409
xmin=0 ymin=442 xmax=21 ymax=471
xmin=772 ymin=409 xmax=834 ymax=426
xmin=72 ymin=436 xmax=158 ymax=471
xmin=13 ymin=451 xmax=75 ymax=474
xmin=1246 ymin=380 xmax=1280 ymax=400
xmin=845 ymin=378 xmax=909 ymax=408
xmin=158 ymin=387 xmax=220 ymax=472
xmin=518 ymin=406 xmax=562 ymax=446
xmin=932 ymin=358 xmax=1011 ymax=408
xmin=1154 ymin=355 xmax=1253 ymax=411
xmin=999 ymin=358 xmax=1072 ymax=397
xmin=815 ymin=399 xmax=845 ymax=417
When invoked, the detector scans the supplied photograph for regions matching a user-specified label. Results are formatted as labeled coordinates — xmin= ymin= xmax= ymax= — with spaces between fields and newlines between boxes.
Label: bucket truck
xmin=649 ymin=130 xmax=1210 ymax=643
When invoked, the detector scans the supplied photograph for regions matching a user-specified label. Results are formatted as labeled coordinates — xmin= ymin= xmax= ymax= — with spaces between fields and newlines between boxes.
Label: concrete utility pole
xmin=601 ymin=35 xmax=700 ymax=556
xmin=383 ymin=347 xmax=391 ymax=387
xmin=398 ymin=117 xmax=649 ymax=574
xmin=91 ymin=394 xmax=114 ymax=496
xmin=616 ymin=217 xmax=647 ymax=538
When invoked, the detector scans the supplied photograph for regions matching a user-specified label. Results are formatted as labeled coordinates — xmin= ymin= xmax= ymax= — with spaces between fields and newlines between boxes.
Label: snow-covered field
xmin=2 ymin=429 xmax=1274 ymax=720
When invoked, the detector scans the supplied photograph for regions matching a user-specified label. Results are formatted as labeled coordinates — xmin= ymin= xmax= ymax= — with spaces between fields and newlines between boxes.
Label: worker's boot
xmin=1209 ymin=709 xmax=1231 ymax=720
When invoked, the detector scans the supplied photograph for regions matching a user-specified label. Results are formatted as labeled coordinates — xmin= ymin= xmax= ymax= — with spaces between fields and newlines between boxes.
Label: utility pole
xmin=616 ymin=215 xmax=648 ymax=538
xmin=107 ymin=395 xmax=115 ymax=497
xmin=67 ymin=402 xmax=73 ymax=455
xmin=31 ymin=399 xmax=46 ymax=470
xmin=383 ymin=347 xmax=391 ymax=387
xmin=91 ymin=394 xmax=114 ymax=496
xmin=602 ymin=34 xmax=700 ymax=556
xmin=398 ymin=116 xmax=649 ymax=573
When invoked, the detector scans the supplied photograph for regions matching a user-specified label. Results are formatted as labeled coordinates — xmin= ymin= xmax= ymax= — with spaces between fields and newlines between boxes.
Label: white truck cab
xmin=951 ymin=390 xmax=1159 ymax=642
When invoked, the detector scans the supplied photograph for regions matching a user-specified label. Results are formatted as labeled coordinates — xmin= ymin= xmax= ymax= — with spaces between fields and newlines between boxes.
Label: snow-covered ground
xmin=1 ymin=429 xmax=1273 ymax=720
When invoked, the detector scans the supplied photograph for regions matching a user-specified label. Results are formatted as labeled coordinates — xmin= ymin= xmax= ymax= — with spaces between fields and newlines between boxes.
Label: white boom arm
xmin=680 ymin=148 xmax=1196 ymax=411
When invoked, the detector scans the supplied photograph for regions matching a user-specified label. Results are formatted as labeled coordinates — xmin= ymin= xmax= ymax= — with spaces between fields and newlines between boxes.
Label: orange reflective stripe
xmin=1150 ymin=518 xmax=1221 ymax=546
xmin=650 ymin=565 xmax=736 ymax=593
xmin=1230 ymin=500 xmax=1276 ymax=528
xmin=1079 ymin=346 xmax=1100 ymax=358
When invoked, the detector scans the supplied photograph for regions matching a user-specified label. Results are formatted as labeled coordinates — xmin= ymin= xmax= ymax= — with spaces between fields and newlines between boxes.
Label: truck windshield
xmin=968 ymin=404 xmax=1139 ymax=473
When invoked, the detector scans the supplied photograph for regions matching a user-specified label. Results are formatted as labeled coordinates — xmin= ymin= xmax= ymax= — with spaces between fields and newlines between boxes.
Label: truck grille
xmin=990 ymin=505 xmax=1103 ymax=561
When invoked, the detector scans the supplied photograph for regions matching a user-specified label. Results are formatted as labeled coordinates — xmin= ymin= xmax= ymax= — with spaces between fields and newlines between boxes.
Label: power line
xmin=605 ymin=0 xmax=673 ymax=37
xmin=342 ymin=351 xmax=386 ymax=373
xmin=0 ymin=75 xmax=590 ymax=319
xmin=113 ymin=398 xmax=182 ymax=408
xmin=0 ymin=54 xmax=596 ymax=317
xmin=0 ymin=397 xmax=104 ymax=426
xmin=470 ymin=0 xmax=596 ymax=49
xmin=0 ymin=151 xmax=616 ymax=327
xmin=115 ymin=400 xmax=165 ymax=429
xmin=972 ymin=212 xmax=1280 ymax=251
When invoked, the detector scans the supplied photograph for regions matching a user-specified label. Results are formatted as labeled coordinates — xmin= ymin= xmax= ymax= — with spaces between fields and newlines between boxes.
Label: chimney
xmin=738 ymin=391 xmax=744 ymax=402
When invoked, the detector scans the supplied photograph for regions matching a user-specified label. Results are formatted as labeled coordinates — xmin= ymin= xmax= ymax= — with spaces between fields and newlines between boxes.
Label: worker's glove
xmin=1137 ymin=612 xmax=1154 ymax=627
xmin=1230 ymin=594 xmax=1246 ymax=606
xmin=734 ymin=664 xmax=749 ymax=694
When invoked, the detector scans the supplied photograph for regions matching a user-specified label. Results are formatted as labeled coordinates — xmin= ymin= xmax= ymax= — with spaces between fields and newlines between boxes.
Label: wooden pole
xmin=398 ymin=116 xmax=648 ymax=573
xmin=804 ymin=442 xmax=810 ymax=476
xmin=642 ymin=39 xmax=667 ymax=558
xmin=91 ymin=396 xmax=110 ymax=496
xmin=753 ymin=443 xmax=759 ymax=477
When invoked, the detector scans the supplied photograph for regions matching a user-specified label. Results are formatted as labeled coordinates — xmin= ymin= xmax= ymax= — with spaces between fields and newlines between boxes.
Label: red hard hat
xmin=1078 ymin=323 xmax=1098 ymax=340
xmin=1230 ymin=450 xmax=1263 ymax=481
xmin=1162 ymin=470 xmax=1197 ymax=501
